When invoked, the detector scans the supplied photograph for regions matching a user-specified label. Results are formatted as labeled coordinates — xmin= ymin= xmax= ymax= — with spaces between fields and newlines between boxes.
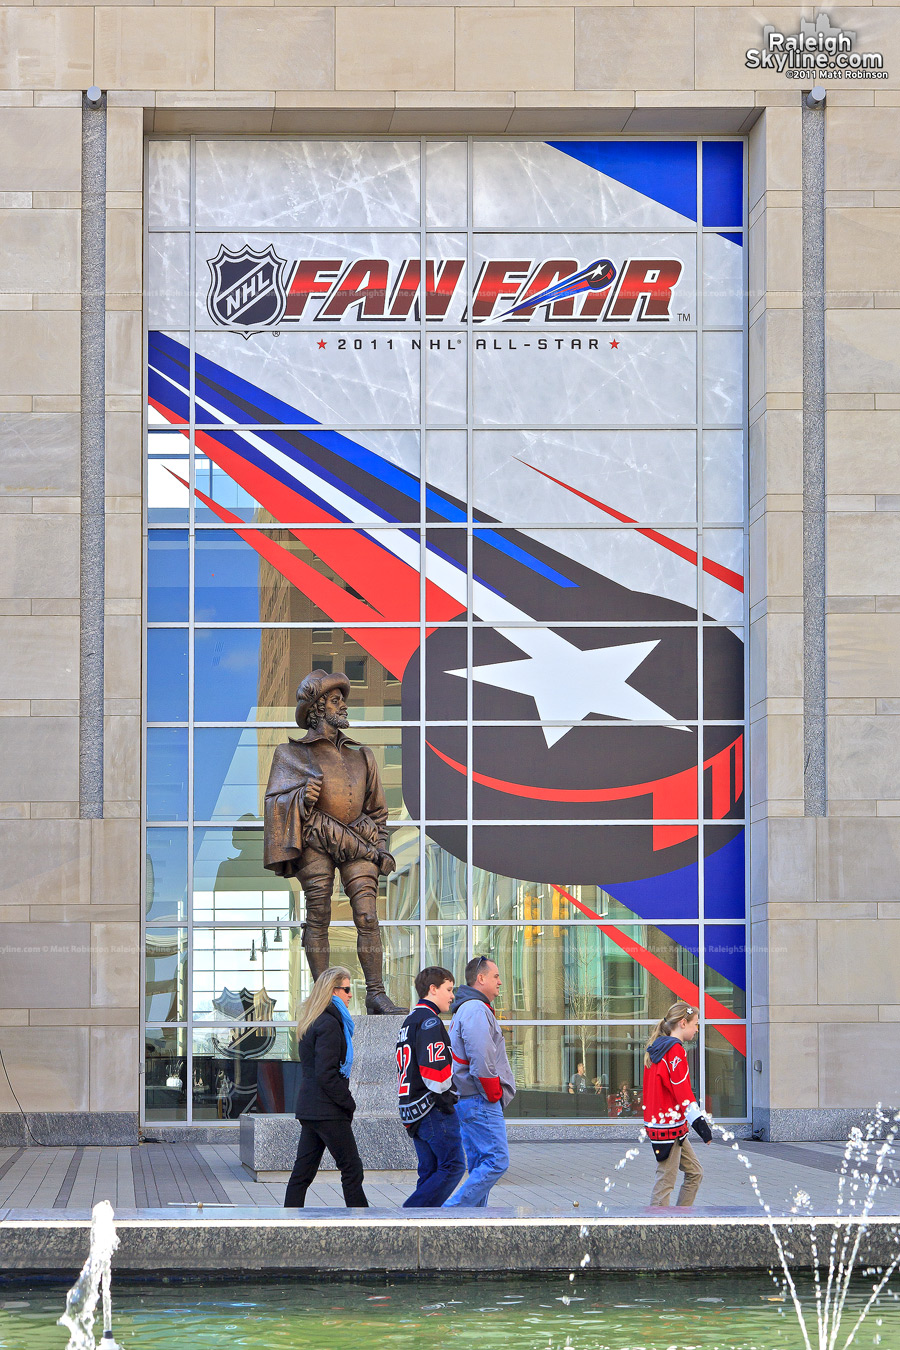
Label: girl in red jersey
xmin=642 ymin=1001 xmax=713 ymax=1207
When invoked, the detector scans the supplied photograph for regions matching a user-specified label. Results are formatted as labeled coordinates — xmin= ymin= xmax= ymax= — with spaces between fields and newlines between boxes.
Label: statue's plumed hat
xmin=295 ymin=668 xmax=351 ymax=727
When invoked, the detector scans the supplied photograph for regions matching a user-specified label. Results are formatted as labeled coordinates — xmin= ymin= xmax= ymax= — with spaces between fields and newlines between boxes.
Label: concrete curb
xmin=3 ymin=1209 xmax=899 ymax=1275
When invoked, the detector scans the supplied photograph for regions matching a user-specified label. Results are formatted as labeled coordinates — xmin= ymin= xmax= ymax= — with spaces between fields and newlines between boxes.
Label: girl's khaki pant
xmin=650 ymin=1136 xmax=703 ymax=1206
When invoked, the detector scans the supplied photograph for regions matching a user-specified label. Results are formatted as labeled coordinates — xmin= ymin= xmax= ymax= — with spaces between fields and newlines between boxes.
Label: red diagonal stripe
xmin=552 ymin=884 xmax=746 ymax=1056
xmin=517 ymin=461 xmax=744 ymax=593
xmin=164 ymin=468 xmax=419 ymax=678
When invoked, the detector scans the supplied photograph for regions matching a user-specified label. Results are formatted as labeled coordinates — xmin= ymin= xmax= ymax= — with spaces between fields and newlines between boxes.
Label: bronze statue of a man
xmin=263 ymin=669 xmax=406 ymax=1014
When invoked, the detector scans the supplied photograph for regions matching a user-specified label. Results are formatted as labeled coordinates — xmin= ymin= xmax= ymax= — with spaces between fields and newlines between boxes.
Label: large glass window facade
xmin=144 ymin=136 xmax=748 ymax=1124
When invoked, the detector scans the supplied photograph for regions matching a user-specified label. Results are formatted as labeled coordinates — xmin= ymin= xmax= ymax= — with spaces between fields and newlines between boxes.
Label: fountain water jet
xmin=58 ymin=1199 xmax=123 ymax=1350
xmin=716 ymin=1105 xmax=900 ymax=1350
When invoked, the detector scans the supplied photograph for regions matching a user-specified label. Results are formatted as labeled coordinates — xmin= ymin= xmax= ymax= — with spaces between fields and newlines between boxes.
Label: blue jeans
xmin=402 ymin=1107 xmax=466 ymax=1208
xmin=443 ymin=1096 xmax=509 ymax=1207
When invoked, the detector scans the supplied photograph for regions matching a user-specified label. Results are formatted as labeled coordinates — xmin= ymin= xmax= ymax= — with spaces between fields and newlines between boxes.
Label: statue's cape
xmin=262 ymin=734 xmax=387 ymax=877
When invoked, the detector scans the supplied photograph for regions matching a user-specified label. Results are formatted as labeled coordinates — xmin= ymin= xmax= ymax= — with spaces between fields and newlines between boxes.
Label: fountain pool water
xmin=1 ymin=1273 xmax=899 ymax=1350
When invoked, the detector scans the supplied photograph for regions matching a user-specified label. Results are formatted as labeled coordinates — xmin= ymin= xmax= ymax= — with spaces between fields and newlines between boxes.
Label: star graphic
xmin=447 ymin=629 xmax=685 ymax=747
xmin=317 ymin=339 xmax=327 ymax=349
xmin=609 ymin=338 xmax=619 ymax=349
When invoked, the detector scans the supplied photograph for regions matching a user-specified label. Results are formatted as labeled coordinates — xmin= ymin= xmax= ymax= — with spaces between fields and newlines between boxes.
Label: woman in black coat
xmin=284 ymin=966 xmax=369 ymax=1208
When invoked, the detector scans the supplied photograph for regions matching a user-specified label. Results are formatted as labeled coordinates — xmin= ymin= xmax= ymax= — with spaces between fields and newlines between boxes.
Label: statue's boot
xmin=357 ymin=929 xmax=407 ymax=1015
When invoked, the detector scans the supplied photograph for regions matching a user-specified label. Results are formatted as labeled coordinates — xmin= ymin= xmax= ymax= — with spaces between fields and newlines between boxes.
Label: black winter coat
xmin=295 ymin=1003 xmax=356 ymax=1121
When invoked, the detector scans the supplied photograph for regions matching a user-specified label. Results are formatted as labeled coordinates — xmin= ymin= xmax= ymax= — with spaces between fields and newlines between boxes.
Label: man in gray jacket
xmin=443 ymin=955 xmax=516 ymax=1207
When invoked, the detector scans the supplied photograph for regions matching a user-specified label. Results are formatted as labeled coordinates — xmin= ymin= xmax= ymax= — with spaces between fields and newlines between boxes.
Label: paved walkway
xmin=2 ymin=1137 xmax=899 ymax=1217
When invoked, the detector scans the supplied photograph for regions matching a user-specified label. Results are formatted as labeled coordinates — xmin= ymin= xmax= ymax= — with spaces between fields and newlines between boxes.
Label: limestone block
xmin=827 ymin=110 xmax=900 ymax=192
xmin=828 ymin=310 xmax=900 ymax=394
xmin=751 ymin=510 xmax=803 ymax=603
xmin=749 ymin=816 xmax=768 ymax=907
xmin=216 ymin=9 xmax=334 ymax=91
xmin=335 ymin=9 xmax=453 ymax=91
xmin=0 ymin=717 xmax=78 ymax=801
xmin=766 ymin=714 xmax=803 ymax=802
xmin=749 ymin=713 xmax=766 ymax=809
xmin=0 ymin=312 xmax=79 ymax=396
xmin=105 ymin=411 xmax=142 ymax=500
xmin=576 ymin=9 xmax=693 ymax=91
xmin=750 ymin=409 xmax=802 ymax=503
xmin=764 ymin=307 xmax=803 ymax=393
xmin=765 ymin=208 xmax=802 ymax=298
xmin=105 ymin=513 xmax=141 ymax=601
xmin=819 ymin=1022 xmax=900 ymax=1107
xmin=90 ymin=1025 xmax=140 ymax=1114
xmin=767 ymin=817 xmax=816 ymax=904
xmin=91 ymin=920 xmax=140 ymax=1009
xmin=827 ymin=209 xmax=900 ymax=298
xmin=828 ymin=613 xmax=900 ymax=697
xmin=104 ymin=715 xmax=140 ymax=806
xmin=106 ymin=108 xmax=144 ymax=195
xmin=0 ymin=110 xmax=81 ymax=193
xmin=817 ymin=817 xmax=900 ymax=901
xmin=768 ymin=1021 xmax=818 ymax=1109
xmin=0 ymin=920 xmax=90 ymax=1009
xmin=767 ymin=611 xmax=803 ymax=699
xmin=0 ymin=413 xmax=80 ymax=497
xmin=105 ymin=310 xmax=142 ymax=398
xmin=0 ymin=210 xmax=80 ymax=297
xmin=697 ymin=10 xmax=799 ymax=91
xmin=106 ymin=209 xmax=142 ymax=302
xmin=828 ymin=512 xmax=900 ymax=595
xmin=0 ymin=513 xmax=79 ymax=598
xmin=91 ymin=818 xmax=140 ymax=908
xmin=828 ymin=715 xmax=900 ymax=800
xmin=104 ymin=614 xmax=140 ymax=701
xmin=0 ymin=1027 xmax=89 ymax=1111
xmin=0 ymin=9 xmax=92 ymax=91
xmin=750 ymin=918 xmax=769 ymax=1008
xmin=0 ymin=616 xmax=78 ymax=700
xmin=767 ymin=918 xmax=817 ymax=1008
xmin=95 ymin=8 xmax=215 ymax=92
xmin=0 ymin=819 xmax=90 ymax=908
xmin=753 ymin=106 xmax=802 ymax=201
xmin=459 ymin=10 xmax=574 ymax=92
xmin=828 ymin=412 xmax=900 ymax=496
xmin=819 ymin=919 xmax=900 ymax=1005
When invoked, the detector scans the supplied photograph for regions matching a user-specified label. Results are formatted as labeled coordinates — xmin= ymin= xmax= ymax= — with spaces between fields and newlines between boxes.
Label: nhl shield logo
xmin=206 ymin=244 xmax=289 ymax=330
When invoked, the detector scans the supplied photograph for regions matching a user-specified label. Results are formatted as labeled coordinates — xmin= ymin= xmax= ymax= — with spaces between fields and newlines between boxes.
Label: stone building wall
xmin=0 ymin=1 xmax=897 ymax=1140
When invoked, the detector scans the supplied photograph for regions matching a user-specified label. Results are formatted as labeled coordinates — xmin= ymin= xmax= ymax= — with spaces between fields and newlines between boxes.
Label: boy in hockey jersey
xmin=397 ymin=966 xmax=465 ymax=1208
xmin=642 ymin=1000 xmax=713 ymax=1207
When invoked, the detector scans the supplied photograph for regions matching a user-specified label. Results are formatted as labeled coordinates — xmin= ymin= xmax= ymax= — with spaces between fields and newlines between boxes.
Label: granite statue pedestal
xmin=240 ymin=1014 xmax=415 ymax=1178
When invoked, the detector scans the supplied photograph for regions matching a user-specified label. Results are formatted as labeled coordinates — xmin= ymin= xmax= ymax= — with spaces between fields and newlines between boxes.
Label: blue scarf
xmin=331 ymin=996 xmax=354 ymax=1077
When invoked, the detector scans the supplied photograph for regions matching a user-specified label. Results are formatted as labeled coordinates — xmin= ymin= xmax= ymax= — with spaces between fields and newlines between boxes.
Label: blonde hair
xmin=296 ymin=967 xmax=352 ymax=1042
xmin=643 ymin=1001 xmax=699 ymax=1068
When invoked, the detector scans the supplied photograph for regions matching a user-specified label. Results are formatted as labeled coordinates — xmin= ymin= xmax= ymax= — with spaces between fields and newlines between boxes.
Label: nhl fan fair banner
xmin=145 ymin=138 xmax=747 ymax=1099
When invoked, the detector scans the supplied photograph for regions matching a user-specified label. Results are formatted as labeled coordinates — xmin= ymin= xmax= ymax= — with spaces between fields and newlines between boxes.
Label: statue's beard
xmin=325 ymin=710 xmax=349 ymax=729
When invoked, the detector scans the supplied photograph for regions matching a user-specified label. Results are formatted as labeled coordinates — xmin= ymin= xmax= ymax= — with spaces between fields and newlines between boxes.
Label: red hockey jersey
xmin=642 ymin=1035 xmax=700 ymax=1143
